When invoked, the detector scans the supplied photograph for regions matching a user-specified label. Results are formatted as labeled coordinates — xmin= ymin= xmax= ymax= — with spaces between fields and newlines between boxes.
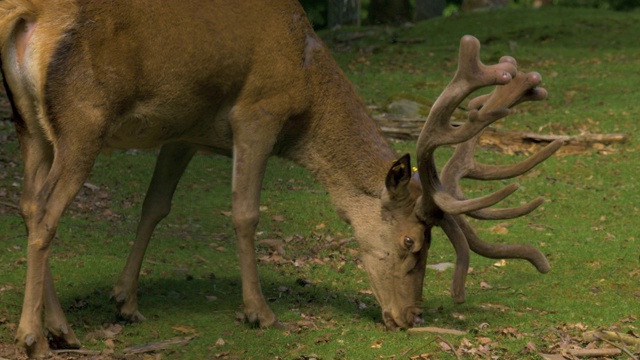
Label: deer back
xmin=1 ymin=0 xmax=338 ymax=152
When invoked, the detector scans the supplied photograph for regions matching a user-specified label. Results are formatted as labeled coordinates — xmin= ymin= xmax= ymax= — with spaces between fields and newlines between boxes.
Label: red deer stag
xmin=0 ymin=0 xmax=560 ymax=357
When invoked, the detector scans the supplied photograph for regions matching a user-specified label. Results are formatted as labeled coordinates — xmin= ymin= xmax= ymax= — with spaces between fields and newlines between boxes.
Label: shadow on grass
xmin=58 ymin=273 xmax=381 ymax=333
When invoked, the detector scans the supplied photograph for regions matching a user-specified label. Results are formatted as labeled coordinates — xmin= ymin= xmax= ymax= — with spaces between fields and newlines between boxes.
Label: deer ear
xmin=385 ymin=154 xmax=412 ymax=199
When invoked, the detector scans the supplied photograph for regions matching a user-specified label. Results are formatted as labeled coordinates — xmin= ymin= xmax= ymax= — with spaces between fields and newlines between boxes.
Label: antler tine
xmin=465 ymin=140 xmax=564 ymax=181
xmin=442 ymin=213 xmax=550 ymax=303
xmin=433 ymin=182 xmax=519 ymax=215
xmin=440 ymin=135 xmax=563 ymax=219
xmin=454 ymin=214 xmax=551 ymax=273
xmin=440 ymin=214 xmax=470 ymax=303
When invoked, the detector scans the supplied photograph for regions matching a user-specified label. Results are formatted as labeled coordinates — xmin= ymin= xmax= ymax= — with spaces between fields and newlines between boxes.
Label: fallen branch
xmin=585 ymin=331 xmax=639 ymax=360
xmin=122 ymin=335 xmax=197 ymax=355
xmin=374 ymin=114 xmax=629 ymax=156
xmin=51 ymin=349 xmax=102 ymax=356
xmin=583 ymin=330 xmax=640 ymax=347
xmin=407 ymin=327 xmax=467 ymax=336
xmin=566 ymin=348 xmax=622 ymax=358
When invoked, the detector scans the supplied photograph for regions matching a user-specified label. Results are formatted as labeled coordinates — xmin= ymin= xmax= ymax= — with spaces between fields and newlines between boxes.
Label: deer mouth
xmin=382 ymin=306 xmax=424 ymax=330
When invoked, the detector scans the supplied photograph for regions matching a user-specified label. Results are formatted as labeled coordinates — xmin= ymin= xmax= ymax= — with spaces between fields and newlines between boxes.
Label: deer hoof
xmin=117 ymin=309 xmax=147 ymax=323
xmin=241 ymin=310 xmax=279 ymax=328
xmin=16 ymin=332 xmax=50 ymax=359
xmin=112 ymin=290 xmax=127 ymax=304
xmin=46 ymin=324 xmax=81 ymax=350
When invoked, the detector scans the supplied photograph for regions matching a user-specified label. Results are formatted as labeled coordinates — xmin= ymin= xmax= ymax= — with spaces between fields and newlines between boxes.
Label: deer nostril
xmin=404 ymin=307 xmax=424 ymax=328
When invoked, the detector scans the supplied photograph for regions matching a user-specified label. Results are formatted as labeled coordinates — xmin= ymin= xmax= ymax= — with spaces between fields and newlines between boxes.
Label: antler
xmin=416 ymin=35 xmax=560 ymax=303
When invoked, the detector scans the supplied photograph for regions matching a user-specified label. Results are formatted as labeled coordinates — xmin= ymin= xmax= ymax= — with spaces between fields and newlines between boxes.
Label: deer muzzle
xmin=383 ymin=305 xmax=424 ymax=329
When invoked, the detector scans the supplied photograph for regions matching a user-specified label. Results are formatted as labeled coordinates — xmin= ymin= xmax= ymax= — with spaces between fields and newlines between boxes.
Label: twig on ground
xmin=51 ymin=349 xmax=102 ymax=356
xmin=591 ymin=333 xmax=639 ymax=360
xmin=122 ymin=335 xmax=197 ymax=355
xmin=403 ymin=336 xmax=438 ymax=358
xmin=436 ymin=335 xmax=462 ymax=360
xmin=0 ymin=200 xmax=19 ymax=210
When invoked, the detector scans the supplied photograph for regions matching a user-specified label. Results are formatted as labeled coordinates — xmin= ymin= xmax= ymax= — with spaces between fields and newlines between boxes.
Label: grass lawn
xmin=1 ymin=6 xmax=639 ymax=359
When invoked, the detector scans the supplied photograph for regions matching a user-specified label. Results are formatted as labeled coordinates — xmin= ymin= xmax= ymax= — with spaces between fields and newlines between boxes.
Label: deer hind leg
xmin=15 ymin=129 xmax=56 ymax=357
xmin=43 ymin=259 xmax=80 ymax=350
xmin=15 ymin=126 xmax=103 ymax=357
xmin=112 ymin=143 xmax=196 ymax=322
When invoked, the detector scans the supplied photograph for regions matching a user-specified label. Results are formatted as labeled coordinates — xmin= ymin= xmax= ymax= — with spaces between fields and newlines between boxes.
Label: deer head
xmin=335 ymin=35 xmax=561 ymax=328
xmin=343 ymin=35 xmax=562 ymax=330
xmin=352 ymin=154 xmax=429 ymax=329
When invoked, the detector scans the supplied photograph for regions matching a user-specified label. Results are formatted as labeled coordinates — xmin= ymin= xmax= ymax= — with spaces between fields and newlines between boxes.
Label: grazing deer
xmin=0 ymin=0 xmax=560 ymax=357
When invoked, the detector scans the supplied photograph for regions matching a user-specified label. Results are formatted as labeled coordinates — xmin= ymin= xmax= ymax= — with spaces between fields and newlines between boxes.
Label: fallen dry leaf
xmin=257 ymin=239 xmax=286 ymax=255
xmin=122 ymin=336 xmax=197 ymax=355
xmin=489 ymin=224 xmax=509 ymax=234
xmin=85 ymin=323 xmax=123 ymax=341
xmin=493 ymin=259 xmax=507 ymax=267
xmin=172 ymin=325 xmax=197 ymax=334
xmin=439 ymin=341 xmax=453 ymax=352
xmin=480 ymin=281 xmax=493 ymax=290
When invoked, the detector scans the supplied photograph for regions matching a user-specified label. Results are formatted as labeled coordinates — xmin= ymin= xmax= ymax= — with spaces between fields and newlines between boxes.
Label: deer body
xmin=1 ymin=0 xmax=559 ymax=358
xmin=2 ymin=1 xmax=428 ymax=356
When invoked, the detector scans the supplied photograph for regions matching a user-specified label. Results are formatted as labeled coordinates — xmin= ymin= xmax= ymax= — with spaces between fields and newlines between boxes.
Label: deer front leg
xmin=16 ymin=137 xmax=101 ymax=358
xmin=230 ymin=111 xmax=281 ymax=328
xmin=113 ymin=143 xmax=197 ymax=322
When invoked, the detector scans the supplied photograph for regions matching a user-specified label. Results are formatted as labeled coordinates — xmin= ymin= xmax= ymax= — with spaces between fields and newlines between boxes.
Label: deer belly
xmin=104 ymin=113 xmax=233 ymax=151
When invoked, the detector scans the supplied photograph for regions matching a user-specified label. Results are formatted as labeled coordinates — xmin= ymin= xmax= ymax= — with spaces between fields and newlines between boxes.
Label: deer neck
xmin=283 ymin=78 xmax=397 ymax=224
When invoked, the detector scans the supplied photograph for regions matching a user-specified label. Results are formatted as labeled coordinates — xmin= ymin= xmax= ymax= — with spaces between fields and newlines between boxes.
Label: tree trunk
xmin=532 ymin=0 xmax=553 ymax=7
xmin=415 ymin=0 xmax=445 ymax=21
xmin=367 ymin=0 xmax=412 ymax=25
xmin=328 ymin=0 xmax=361 ymax=28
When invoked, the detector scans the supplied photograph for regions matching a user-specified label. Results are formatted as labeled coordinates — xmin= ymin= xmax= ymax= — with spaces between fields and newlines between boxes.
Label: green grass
xmin=2 ymin=6 xmax=640 ymax=359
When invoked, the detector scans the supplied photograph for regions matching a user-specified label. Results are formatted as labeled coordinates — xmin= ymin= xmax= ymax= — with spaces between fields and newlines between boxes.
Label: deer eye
xmin=403 ymin=236 xmax=414 ymax=249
